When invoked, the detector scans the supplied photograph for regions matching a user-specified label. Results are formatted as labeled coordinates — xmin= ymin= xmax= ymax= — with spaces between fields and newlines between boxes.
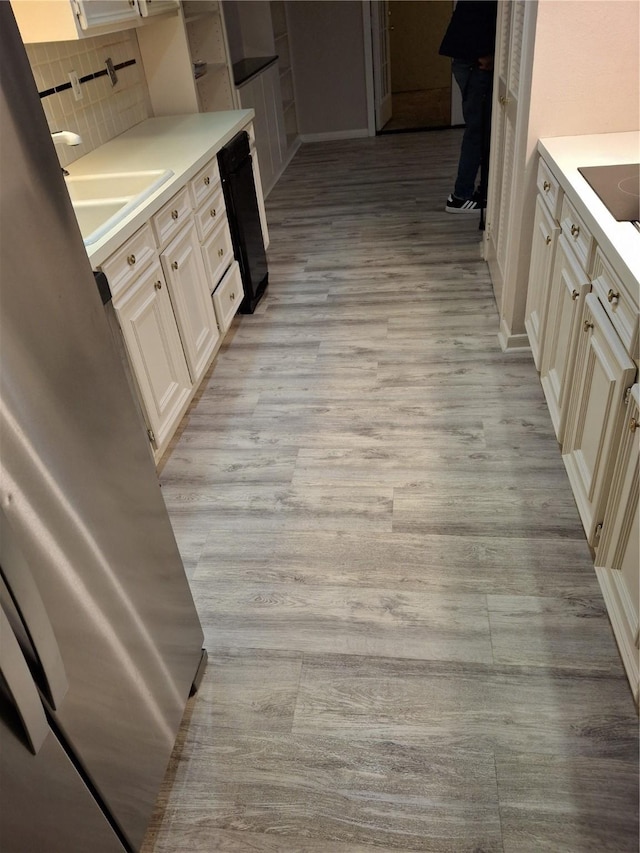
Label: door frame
xmin=364 ymin=0 xmax=462 ymax=134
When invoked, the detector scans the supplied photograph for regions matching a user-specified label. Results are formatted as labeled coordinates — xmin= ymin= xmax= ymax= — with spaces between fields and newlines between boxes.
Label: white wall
xmin=529 ymin=0 xmax=639 ymax=139
xmin=287 ymin=0 xmax=369 ymax=138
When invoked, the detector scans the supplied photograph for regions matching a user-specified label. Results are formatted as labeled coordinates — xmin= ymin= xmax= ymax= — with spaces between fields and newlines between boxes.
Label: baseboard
xmin=299 ymin=129 xmax=369 ymax=143
xmin=497 ymin=316 xmax=531 ymax=352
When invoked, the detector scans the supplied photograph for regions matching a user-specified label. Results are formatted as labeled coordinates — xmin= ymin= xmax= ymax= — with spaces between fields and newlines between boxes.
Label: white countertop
xmin=66 ymin=111 xmax=254 ymax=267
xmin=538 ymin=131 xmax=640 ymax=294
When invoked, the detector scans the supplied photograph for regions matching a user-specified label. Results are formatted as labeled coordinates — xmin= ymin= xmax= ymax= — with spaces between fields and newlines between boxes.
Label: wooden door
xmin=525 ymin=195 xmax=560 ymax=370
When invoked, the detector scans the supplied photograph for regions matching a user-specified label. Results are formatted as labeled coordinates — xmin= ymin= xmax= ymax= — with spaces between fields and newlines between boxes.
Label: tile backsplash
xmin=26 ymin=30 xmax=151 ymax=168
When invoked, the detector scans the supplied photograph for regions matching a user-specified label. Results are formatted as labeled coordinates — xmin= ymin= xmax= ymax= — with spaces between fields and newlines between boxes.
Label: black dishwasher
xmin=217 ymin=131 xmax=268 ymax=313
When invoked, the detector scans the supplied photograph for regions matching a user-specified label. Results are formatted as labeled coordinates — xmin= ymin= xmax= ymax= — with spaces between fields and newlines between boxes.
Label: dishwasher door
xmin=218 ymin=131 xmax=268 ymax=314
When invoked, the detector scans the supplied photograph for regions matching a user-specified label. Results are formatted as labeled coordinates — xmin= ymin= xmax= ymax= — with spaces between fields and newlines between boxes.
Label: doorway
xmin=369 ymin=0 xmax=462 ymax=135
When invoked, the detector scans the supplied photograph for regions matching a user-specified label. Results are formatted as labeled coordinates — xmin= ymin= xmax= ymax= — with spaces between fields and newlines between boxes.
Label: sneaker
xmin=445 ymin=193 xmax=481 ymax=214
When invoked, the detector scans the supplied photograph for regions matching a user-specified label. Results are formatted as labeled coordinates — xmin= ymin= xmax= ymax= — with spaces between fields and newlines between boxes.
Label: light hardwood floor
xmin=143 ymin=130 xmax=638 ymax=853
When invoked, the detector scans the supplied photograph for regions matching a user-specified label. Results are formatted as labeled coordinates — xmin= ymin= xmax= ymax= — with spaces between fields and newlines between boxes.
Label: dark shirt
xmin=439 ymin=0 xmax=498 ymax=63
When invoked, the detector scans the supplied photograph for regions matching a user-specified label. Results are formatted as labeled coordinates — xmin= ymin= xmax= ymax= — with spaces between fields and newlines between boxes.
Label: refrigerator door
xmin=0 ymin=608 xmax=125 ymax=853
xmin=0 ymin=7 xmax=204 ymax=850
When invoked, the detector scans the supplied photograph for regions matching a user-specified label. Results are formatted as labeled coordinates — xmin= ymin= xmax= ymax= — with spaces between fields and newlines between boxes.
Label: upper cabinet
xmin=11 ymin=0 xmax=179 ymax=43
xmin=137 ymin=1 xmax=236 ymax=117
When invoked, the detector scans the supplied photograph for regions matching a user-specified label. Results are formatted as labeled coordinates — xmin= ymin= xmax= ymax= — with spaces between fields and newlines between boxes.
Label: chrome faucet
xmin=51 ymin=130 xmax=82 ymax=176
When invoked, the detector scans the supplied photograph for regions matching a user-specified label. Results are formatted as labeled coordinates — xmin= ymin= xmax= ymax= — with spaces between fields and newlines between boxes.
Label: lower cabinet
xmin=112 ymin=260 xmax=192 ymax=450
xmin=594 ymin=384 xmax=640 ymax=703
xmin=540 ymin=235 xmax=590 ymax=441
xmin=524 ymin=195 xmax=560 ymax=370
xmin=562 ymin=294 xmax=636 ymax=544
xmin=160 ymin=221 xmax=220 ymax=382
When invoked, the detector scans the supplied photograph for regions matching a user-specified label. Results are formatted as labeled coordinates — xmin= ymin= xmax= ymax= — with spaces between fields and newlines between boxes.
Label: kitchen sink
xmin=65 ymin=169 xmax=173 ymax=245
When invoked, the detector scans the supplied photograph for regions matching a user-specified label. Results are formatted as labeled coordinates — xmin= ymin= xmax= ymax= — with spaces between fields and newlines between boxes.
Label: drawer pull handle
xmin=570 ymin=224 xmax=580 ymax=238
xmin=630 ymin=418 xmax=638 ymax=433
xmin=171 ymin=261 xmax=179 ymax=270
xmin=171 ymin=210 xmax=179 ymax=220
xmin=543 ymin=181 xmax=551 ymax=192
xmin=127 ymin=254 xmax=136 ymax=266
xmin=204 ymin=176 xmax=210 ymax=186
xmin=583 ymin=320 xmax=594 ymax=331
xmin=571 ymin=289 xmax=579 ymax=301
xmin=545 ymin=235 xmax=552 ymax=245
xmin=154 ymin=281 xmax=162 ymax=291
xmin=607 ymin=288 xmax=619 ymax=303
xmin=210 ymin=208 xmax=217 ymax=218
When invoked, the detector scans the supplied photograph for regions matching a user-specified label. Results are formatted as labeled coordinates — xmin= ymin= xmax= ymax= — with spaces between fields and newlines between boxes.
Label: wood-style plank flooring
xmin=142 ymin=130 xmax=638 ymax=853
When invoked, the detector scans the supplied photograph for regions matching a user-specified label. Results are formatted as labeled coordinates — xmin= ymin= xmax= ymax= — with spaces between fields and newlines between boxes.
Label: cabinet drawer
xmin=591 ymin=248 xmax=639 ymax=358
xmin=189 ymin=157 xmax=221 ymax=210
xmin=152 ymin=186 xmax=191 ymax=249
xmin=537 ymin=158 xmax=562 ymax=221
xmin=212 ymin=261 xmax=243 ymax=333
xmin=101 ymin=222 xmax=157 ymax=300
xmin=202 ymin=214 xmax=234 ymax=288
xmin=560 ymin=195 xmax=593 ymax=272
xmin=194 ymin=186 xmax=226 ymax=242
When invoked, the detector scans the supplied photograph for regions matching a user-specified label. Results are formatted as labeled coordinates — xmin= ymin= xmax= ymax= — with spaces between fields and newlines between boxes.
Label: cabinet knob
xmin=204 ymin=176 xmax=210 ymax=186
xmin=217 ymin=248 xmax=224 ymax=258
xmin=171 ymin=261 xmax=179 ymax=270
xmin=127 ymin=254 xmax=136 ymax=266
xmin=545 ymin=235 xmax=552 ymax=245
xmin=583 ymin=320 xmax=594 ymax=331
xmin=543 ymin=181 xmax=551 ymax=192
xmin=571 ymin=289 xmax=580 ymax=301
xmin=230 ymin=292 xmax=235 ymax=300
xmin=210 ymin=208 xmax=217 ymax=218
xmin=171 ymin=209 xmax=179 ymax=220
xmin=499 ymin=95 xmax=510 ymax=106
xmin=154 ymin=281 xmax=162 ymax=291
xmin=607 ymin=288 xmax=620 ymax=303
xmin=570 ymin=224 xmax=580 ymax=238
xmin=630 ymin=417 xmax=638 ymax=433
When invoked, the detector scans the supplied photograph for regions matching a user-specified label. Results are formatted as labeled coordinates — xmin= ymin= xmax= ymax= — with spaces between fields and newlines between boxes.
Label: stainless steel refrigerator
xmin=0 ymin=7 xmax=205 ymax=851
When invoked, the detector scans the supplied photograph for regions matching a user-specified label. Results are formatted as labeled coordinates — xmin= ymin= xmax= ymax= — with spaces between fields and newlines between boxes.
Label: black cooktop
xmin=578 ymin=163 xmax=640 ymax=222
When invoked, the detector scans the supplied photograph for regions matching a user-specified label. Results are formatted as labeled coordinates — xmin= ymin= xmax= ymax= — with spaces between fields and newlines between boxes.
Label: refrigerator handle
xmin=0 ymin=605 xmax=49 ymax=754
xmin=0 ymin=509 xmax=68 ymax=709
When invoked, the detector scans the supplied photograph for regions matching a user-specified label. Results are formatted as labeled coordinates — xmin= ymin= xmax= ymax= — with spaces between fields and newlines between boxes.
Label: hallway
xmin=143 ymin=130 xmax=638 ymax=853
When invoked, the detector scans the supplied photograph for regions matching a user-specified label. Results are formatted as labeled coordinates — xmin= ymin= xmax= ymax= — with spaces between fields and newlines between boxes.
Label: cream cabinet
xmin=539 ymin=235 xmax=590 ymax=441
xmin=99 ymin=148 xmax=244 ymax=460
xmin=137 ymin=0 xmax=236 ymax=118
xmin=160 ymin=221 xmax=220 ymax=382
xmin=10 ymin=0 xmax=171 ymax=42
xmin=109 ymin=259 xmax=191 ymax=451
xmin=562 ymin=294 xmax=636 ymax=544
xmin=529 ymin=138 xmax=639 ymax=701
xmin=524 ymin=195 xmax=560 ymax=370
xmin=594 ymin=384 xmax=639 ymax=703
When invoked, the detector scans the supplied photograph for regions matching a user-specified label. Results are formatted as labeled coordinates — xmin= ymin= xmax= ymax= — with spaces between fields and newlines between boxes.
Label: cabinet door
xmin=161 ymin=221 xmax=220 ymax=382
xmin=562 ymin=294 xmax=636 ymax=543
xmin=76 ymin=0 xmax=139 ymax=30
xmin=114 ymin=261 xmax=191 ymax=452
xmin=525 ymin=195 xmax=560 ymax=370
xmin=595 ymin=385 xmax=639 ymax=703
xmin=540 ymin=235 xmax=590 ymax=441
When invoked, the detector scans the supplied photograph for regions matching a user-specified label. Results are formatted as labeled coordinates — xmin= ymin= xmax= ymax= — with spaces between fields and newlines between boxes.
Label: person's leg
xmin=452 ymin=61 xmax=493 ymax=201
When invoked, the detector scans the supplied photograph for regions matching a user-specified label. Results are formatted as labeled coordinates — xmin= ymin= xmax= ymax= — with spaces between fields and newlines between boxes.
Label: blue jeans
xmin=452 ymin=60 xmax=493 ymax=200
